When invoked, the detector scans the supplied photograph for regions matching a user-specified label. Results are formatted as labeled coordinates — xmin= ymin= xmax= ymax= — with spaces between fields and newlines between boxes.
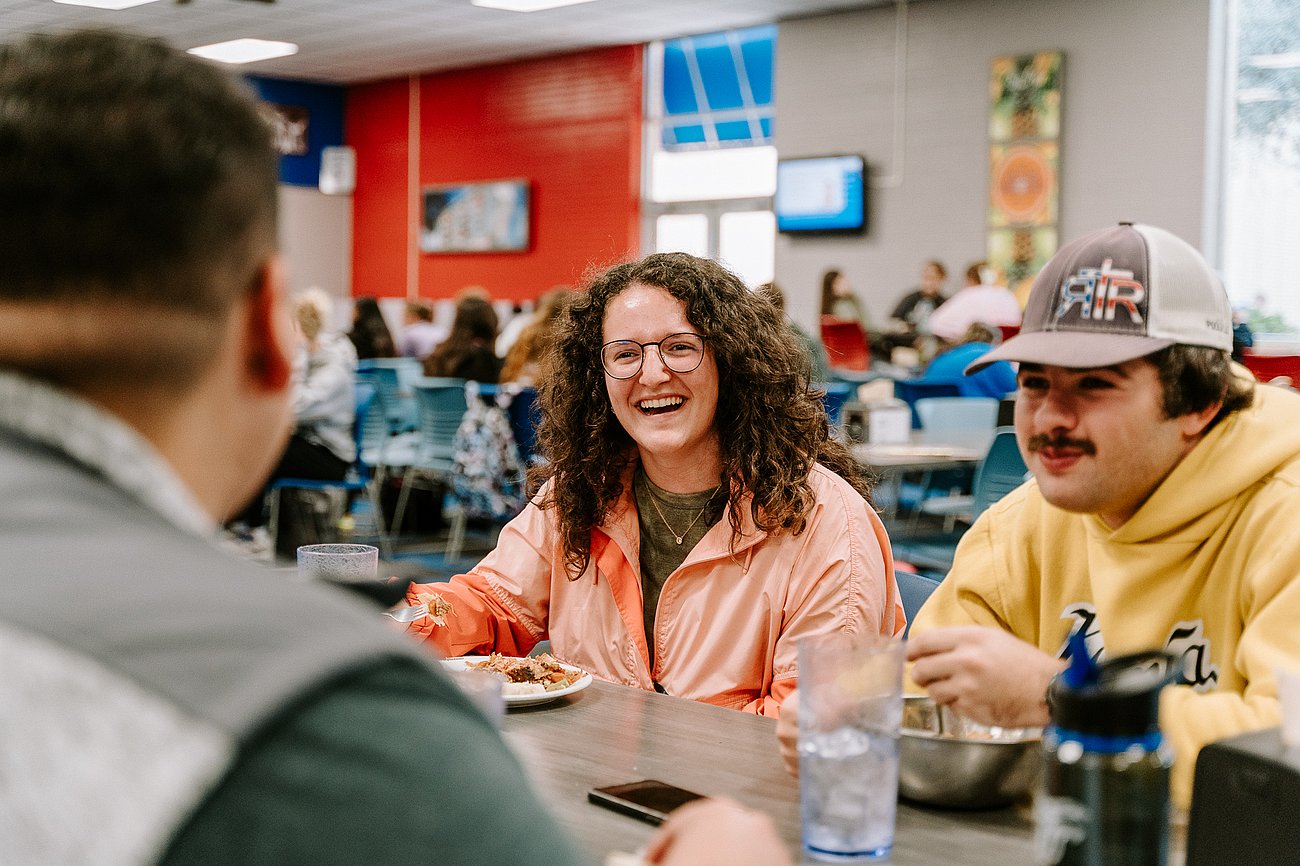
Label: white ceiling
xmin=0 ymin=0 xmax=886 ymax=84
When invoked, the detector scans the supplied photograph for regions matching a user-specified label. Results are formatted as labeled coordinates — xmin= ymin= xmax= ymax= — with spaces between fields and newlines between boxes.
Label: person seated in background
xmin=925 ymin=261 xmax=1022 ymax=349
xmin=348 ymin=295 xmax=397 ymax=359
xmin=916 ymin=322 xmax=1016 ymax=399
xmin=0 ymin=28 xmax=789 ymax=866
xmin=500 ymin=286 xmax=573 ymax=386
xmin=1232 ymin=307 xmax=1254 ymax=362
xmin=422 ymin=294 xmax=503 ymax=383
xmin=883 ymin=259 xmax=949 ymax=357
xmin=819 ymin=267 xmax=873 ymax=332
xmin=403 ymin=253 xmax=903 ymax=716
xmin=779 ymin=222 xmax=1300 ymax=811
xmin=757 ymin=281 xmax=831 ymax=383
xmin=398 ymin=299 xmax=447 ymax=359
xmin=230 ymin=287 xmax=357 ymax=536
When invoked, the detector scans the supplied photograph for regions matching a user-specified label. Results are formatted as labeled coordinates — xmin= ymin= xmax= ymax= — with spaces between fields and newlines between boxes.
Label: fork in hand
xmin=383 ymin=604 xmax=430 ymax=623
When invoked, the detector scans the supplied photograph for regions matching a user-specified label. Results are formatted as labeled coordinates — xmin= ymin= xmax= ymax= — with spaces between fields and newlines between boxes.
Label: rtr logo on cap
xmin=1052 ymin=258 xmax=1148 ymax=335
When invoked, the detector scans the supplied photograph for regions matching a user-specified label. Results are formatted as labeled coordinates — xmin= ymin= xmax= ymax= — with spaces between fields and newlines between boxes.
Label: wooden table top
xmin=502 ymin=680 xmax=1034 ymax=865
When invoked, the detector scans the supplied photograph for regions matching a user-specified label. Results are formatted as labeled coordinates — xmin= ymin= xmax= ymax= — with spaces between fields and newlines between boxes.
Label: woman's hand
xmin=775 ymin=689 xmax=799 ymax=778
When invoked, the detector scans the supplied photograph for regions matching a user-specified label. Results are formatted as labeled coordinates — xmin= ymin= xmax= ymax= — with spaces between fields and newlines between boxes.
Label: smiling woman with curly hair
xmin=405 ymin=253 xmax=902 ymax=716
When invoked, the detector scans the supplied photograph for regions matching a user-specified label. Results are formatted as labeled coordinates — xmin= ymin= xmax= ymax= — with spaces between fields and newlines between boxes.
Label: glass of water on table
xmin=296 ymin=543 xmax=408 ymax=607
xmin=798 ymin=633 xmax=906 ymax=862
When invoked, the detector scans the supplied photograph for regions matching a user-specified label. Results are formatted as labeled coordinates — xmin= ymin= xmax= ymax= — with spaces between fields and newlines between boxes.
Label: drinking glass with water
xmin=798 ymin=633 xmax=906 ymax=862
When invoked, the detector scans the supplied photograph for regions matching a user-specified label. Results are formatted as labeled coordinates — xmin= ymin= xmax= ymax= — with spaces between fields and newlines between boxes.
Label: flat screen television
xmin=775 ymin=155 xmax=866 ymax=234
xmin=420 ymin=178 xmax=530 ymax=253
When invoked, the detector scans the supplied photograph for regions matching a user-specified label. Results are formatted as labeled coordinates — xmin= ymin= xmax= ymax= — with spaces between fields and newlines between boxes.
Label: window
xmin=643 ymin=26 xmax=777 ymax=287
xmin=1222 ymin=0 xmax=1300 ymax=341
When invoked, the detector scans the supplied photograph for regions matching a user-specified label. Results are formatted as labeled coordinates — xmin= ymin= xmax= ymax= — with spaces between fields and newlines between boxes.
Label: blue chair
xmin=268 ymin=383 xmax=389 ymax=557
xmin=972 ymin=427 xmax=1029 ymax=518
xmin=893 ymin=379 xmax=962 ymax=428
xmin=392 ymin=378 xmax=470 ymax=557
xmin=356 ymin=359 xmax=419 ymax=434
xmin=916 ymin=426 xmax=1028 ymax=528
xmin=895 ymin=569 xmax=942 ymax=638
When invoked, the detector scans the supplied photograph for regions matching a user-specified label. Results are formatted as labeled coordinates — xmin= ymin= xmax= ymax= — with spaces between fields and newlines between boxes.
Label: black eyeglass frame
xmin=600 ymin=332 xmax=708 ymax=380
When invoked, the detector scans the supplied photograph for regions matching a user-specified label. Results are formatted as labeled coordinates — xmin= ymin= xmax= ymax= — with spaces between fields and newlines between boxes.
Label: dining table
xmin=500 ymin=679 xmax=1035 ymax=865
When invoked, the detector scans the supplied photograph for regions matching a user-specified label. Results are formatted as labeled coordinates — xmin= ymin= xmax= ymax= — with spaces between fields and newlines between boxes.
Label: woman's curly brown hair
xmin=530 ymin=252 xmax=875 ymax=578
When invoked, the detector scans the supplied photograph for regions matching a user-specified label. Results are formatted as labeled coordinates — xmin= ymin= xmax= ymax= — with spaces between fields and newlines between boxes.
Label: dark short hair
xmin=1149 ymin=344 xmax=1254 ymax=428
xmin=0 ymin=29 xmax=278 ymax=384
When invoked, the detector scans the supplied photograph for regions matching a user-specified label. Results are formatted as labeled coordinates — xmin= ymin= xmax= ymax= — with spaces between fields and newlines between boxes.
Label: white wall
xmin=775 ymin=0 xmax=1214 ymax=332
xmin=278 ymin=185 xmax=352 ymax=325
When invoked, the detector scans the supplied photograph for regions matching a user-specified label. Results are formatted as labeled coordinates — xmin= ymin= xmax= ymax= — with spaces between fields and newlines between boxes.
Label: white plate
xmin=441 ymin=656 xmax=593 ymax=707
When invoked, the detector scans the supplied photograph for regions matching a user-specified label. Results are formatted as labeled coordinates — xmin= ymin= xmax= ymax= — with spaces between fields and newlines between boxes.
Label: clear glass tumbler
xmin=296 ymin=543 xmax=379 ymax=584
xmin=798 ymin=633 xmax=906 ymax=863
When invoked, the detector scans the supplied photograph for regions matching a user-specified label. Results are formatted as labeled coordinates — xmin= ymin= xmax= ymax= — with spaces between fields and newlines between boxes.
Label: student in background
xmin=398 ymin=300 xmax=447 ymax=360
xmin=348 ymin=296 xmax=397 ymax=359
xmin=757 ymin=281 xmax=830 ymax=383
xmin=925 ymin=261 xmax=1021 ymax=348
xmin=500 ymin=286 xmax=573 ymax=386
xmin=917 ymin=322 xmax=1016 ymax=399
xmin=422 ymin=294 xmax=503 ymax=383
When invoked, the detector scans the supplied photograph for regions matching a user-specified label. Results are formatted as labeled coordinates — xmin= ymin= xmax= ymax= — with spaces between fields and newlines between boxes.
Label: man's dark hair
xmin=534 ymin=252 xmax=875 ymax=578
xmin=0 ymin=29 xmax=279 ymax=384
xmin=1150 ymin=344 xmax=1254 ymax=428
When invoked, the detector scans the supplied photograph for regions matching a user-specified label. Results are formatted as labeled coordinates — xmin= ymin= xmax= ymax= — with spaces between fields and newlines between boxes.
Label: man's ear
xmin=245 ymin=255 xmax=293 ymax=392
xmin=1180 ymin=397 xmax=1223 ymax=440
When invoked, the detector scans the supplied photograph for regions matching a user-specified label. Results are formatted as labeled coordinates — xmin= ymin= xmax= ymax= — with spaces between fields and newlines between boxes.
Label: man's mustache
xmin=1026 ymin=434 xmax=1097 ymax=455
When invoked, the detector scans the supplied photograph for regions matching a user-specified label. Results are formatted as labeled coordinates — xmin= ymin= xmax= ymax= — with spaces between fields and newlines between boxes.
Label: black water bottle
xmin=1035 ymin=646 xmax=1177 ymax=866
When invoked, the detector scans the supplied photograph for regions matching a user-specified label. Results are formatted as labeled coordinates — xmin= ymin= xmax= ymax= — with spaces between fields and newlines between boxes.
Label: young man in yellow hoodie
xmin=904 ymin=222 xmax=1300 ymax=808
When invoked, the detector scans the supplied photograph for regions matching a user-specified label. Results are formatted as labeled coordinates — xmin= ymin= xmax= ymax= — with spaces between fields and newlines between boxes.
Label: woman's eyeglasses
xmin=600 ymin=332 xmax=706 ymax=380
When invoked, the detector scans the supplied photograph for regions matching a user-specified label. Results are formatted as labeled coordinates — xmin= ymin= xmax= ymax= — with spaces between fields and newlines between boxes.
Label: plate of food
xmin=442 ymin=652 xmax=592 ymax=707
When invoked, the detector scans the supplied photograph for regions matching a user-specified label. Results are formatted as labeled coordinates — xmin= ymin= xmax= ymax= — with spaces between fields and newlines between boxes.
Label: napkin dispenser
xmin=1186 ymin=726 xmax=1300 ymax=865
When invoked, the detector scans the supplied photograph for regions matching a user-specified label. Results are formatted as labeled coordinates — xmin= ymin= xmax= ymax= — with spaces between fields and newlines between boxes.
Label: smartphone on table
xmin=587 ymin=779 xmax=706 ymax=826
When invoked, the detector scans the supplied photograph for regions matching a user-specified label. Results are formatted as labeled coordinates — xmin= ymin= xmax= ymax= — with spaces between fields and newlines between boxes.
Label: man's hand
xmin=907 ymin=626 xmax=1065 ymax=728
xmin=643 ymin=798 xmax=791 ymax=866
xmin=775 ymin=690 xmax=800 ymax=778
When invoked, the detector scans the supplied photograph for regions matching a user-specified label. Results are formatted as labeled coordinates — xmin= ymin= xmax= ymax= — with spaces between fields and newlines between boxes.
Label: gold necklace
xmin=644 ymin=485 xmax=719 ymax=545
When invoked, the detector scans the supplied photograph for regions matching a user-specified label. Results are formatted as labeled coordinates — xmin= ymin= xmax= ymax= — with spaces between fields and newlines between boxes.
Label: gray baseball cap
xmin=967 ymin=222 xmax=1232 ymax=373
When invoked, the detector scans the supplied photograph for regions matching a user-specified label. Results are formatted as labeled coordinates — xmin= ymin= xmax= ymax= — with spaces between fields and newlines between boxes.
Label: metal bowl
xmin=898 ymin=695 xmax=1042 ymax=809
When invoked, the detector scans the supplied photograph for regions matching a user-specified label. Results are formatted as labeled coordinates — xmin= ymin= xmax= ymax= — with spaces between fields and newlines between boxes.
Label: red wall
xmin=347 ymin=45 xmax=643 ymax=301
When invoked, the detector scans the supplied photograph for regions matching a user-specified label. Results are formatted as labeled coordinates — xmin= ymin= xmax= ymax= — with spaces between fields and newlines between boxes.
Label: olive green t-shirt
xmin=633 ymin=469 xmax=724 ymax=670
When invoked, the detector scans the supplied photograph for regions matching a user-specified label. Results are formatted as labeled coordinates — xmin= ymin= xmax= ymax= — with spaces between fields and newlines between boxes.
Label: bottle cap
xmin=1048 ymin=650 xmax=1178 ymax=738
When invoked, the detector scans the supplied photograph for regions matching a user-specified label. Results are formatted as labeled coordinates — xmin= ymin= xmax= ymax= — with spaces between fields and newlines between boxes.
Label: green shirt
xmin=633 ymin=469 xmax=723 ymax=670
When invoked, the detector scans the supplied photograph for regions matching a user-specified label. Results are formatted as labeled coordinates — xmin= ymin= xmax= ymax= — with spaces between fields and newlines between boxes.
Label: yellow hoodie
xmin=911 ymin=381 xmax=1300 ymax=808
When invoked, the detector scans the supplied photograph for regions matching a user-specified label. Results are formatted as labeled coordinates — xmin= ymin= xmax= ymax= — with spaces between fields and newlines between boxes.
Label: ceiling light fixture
xmin=471 ymin=0 xmax=599 ymax=12
xmin=53 ymin=0 xmax=164 ymax=9
xmin=187 ymin=38 xmax=298 ymax=65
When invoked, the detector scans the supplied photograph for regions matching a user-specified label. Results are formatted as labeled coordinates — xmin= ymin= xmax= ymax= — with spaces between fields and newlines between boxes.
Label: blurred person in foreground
xmin=0 ymin=29 xmax=787 ymax=866
xmin=404 ymin=253 xmax=903 ymax=715
xmin=779 ymin=222 xmax=1300 ymax=809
